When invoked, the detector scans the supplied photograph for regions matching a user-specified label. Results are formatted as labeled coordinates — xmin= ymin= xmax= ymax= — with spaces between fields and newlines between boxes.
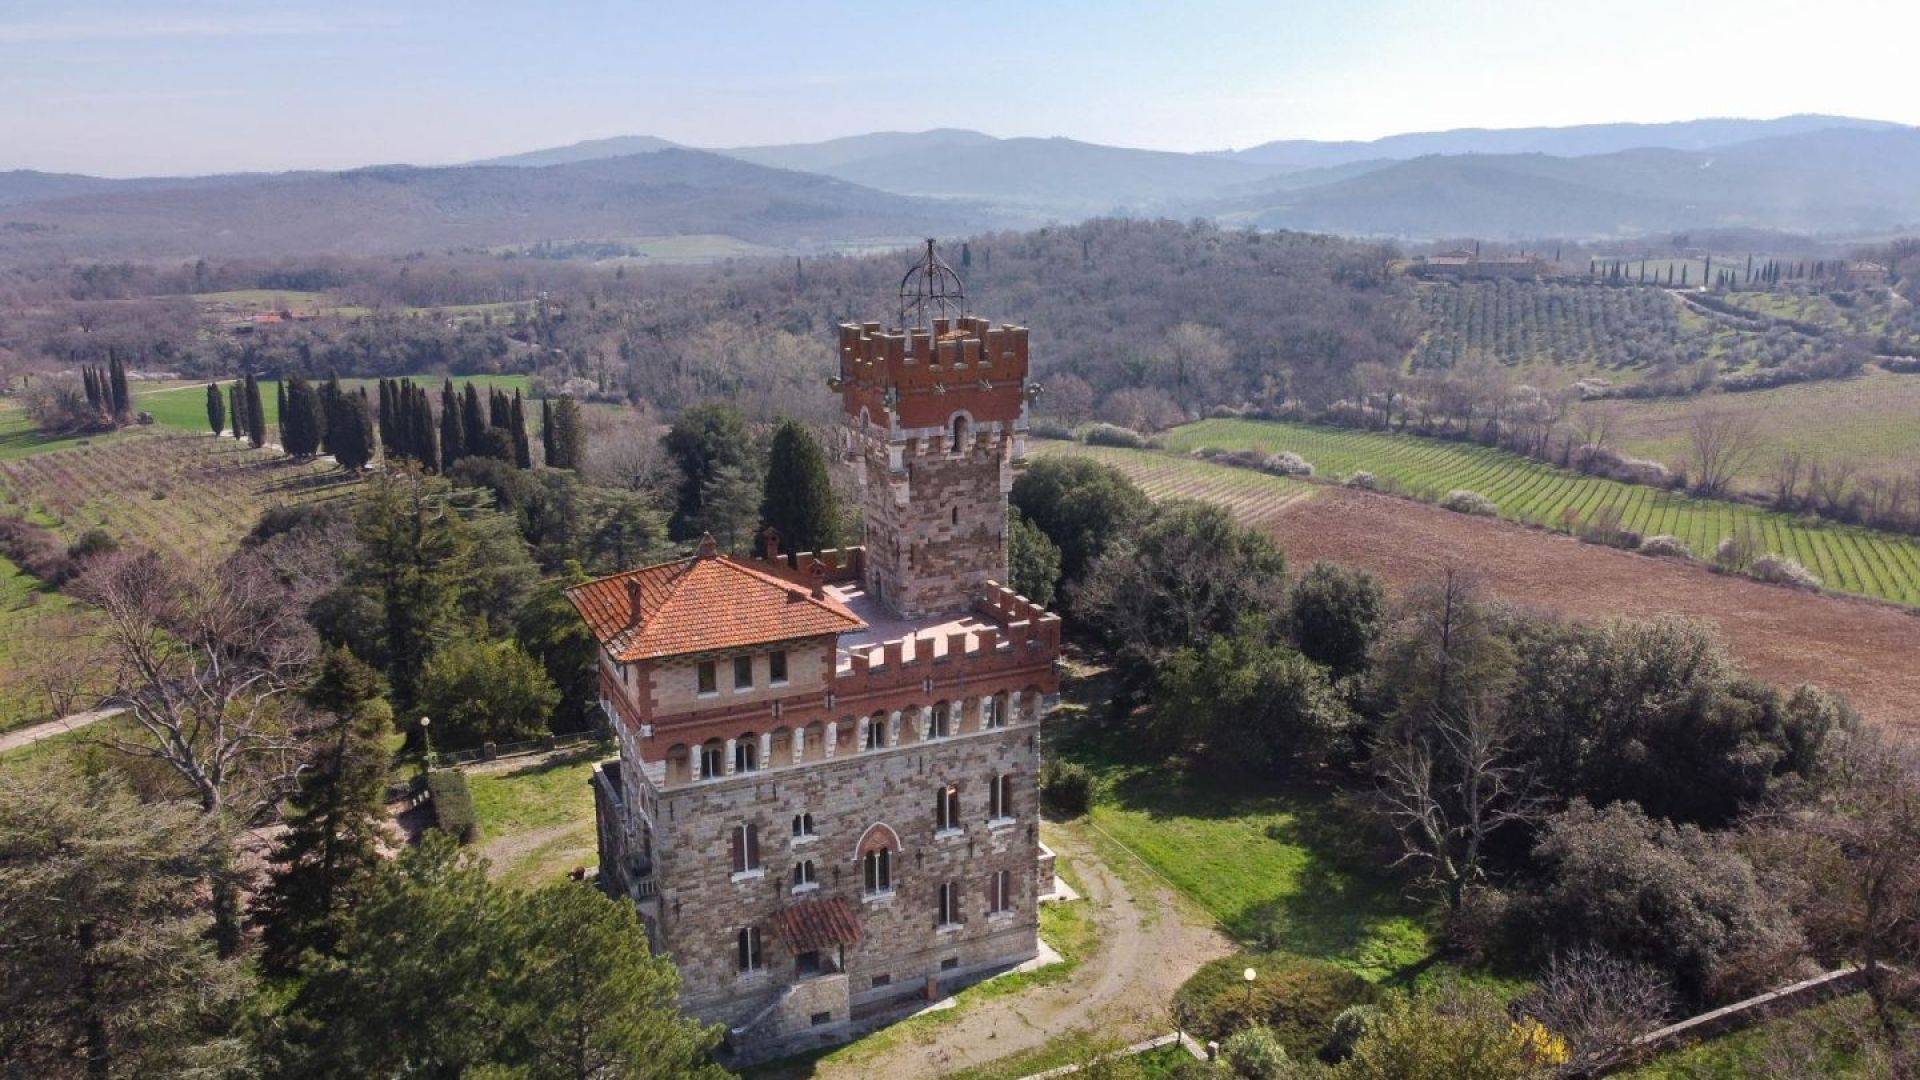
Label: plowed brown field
xmin=1048 ymin=444 xmax=1920 ymax=729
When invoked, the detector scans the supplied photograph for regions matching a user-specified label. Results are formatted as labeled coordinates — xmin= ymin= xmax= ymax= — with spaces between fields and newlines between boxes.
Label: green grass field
xmin=139 ymin=374 xmax=532 ymax=434
xmin=467 ymin=748 xmax=610 ymax=890
xmin=0 ymin=400 xmax=133 ymax=462
xmin=1161 ymin=418 xmax=1920 ymax=606
xmin=1031 ymin=441 xmax=1313 ymax=522
xmin=0 ymin=555 xmax=105 ymax=732
xmin=1613 ymin=369 xmax=1920 ymax=482
xmin=1624 ymin=994 xmax=1885 ymax=1078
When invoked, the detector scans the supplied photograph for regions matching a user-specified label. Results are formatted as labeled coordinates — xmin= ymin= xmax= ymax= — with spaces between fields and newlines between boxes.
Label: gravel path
xmin=813 ymin=823 xmax=1231 ymax=1079
xmin=0 ymin=706 xmax=122 ymax=755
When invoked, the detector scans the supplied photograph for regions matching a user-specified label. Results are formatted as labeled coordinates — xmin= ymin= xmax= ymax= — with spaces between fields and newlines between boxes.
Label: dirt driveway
xmin=811 ymin=824 xmax=1231 ymax=1079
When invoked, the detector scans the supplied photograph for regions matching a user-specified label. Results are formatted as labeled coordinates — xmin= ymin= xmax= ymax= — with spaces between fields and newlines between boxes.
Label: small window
xmin=733 ymin=655 xmax=754 ymax=690
xmin=984 ymin=695 xmax=1006 ymax=730
xmin=941 ymin=956 xmax=960 ymax=971
xmin=792 ymin=860 xmax=816 ymax=888
xmin=734 ymin=738 xmax=758 ymax=774
xmin=737 ymin=927 xmax=764 ymax=972
xmin=871 ymin=973 xmax=892 ymax=989
xmin=731 ymin=823 xmax=761 ymax=873
xmin=951 ymin=506 xmax=959 ymax=526
xmin=865 ymin=719 xmax=886 ymax=751
xmin=936 ymin=881 xmax=959 ymax=927
xmin=769 ymin=650 xmax=788 ymax=685
xmin=990 ymin=869 xmax=1012 ymax=914
xmin=810 ymin=1009 xmax=832 ymax=1025
xmin=989 ymin=774 xmax=1013 ymax=820
xmin=930 ymin=703 xmax=950 ymax=739
xmin=936 ymin=784 xmax=960 ymax=832
xmin=863 ymin=848 xmax=892 ymax=896
xmin=697 ymin=661 xmax=717 ymax=696
xmin=699 ymin=741 xmax=724 ymax=780
xmin=792 ymin=812 xmax=815 ymax=837
xmin=798 ymin=952 xmax=823 ymax=977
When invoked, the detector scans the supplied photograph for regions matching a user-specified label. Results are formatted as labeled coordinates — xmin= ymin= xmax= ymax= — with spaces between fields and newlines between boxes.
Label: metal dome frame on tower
xmin=898 ymin=238 xmax=966 ymax=328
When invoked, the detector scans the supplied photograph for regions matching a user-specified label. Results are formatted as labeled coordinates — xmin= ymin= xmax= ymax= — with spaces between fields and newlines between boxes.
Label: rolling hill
xmin=0 ymin=149 xmax=998 ymax=261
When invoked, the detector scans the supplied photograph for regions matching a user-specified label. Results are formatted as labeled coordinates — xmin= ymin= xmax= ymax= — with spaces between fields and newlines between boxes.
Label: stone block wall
xmin=860 ymin=433 xmax=1011 ymax=618
xmin=649 ymin=721 xmax=1041 ymax=1029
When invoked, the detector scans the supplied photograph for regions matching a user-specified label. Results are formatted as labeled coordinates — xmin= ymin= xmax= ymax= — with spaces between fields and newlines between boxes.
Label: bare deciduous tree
xmin=1376 ymin=700 xmax=1540 ymax=911
xmin=1517 ymin=947 xmax=1673 ymax=1071
xmin=1686 ymin=408 xmax=1762 ymax=497
xmin=72 ymin=548 xmax=315 ymax=819
xmin=1568 ymin=402 xmax=1620 ymax=473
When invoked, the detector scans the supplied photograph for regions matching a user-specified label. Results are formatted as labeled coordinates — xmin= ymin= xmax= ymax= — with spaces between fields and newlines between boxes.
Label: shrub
xmin=1344 ymin=471 xmax=1377 ymax=491
xmin=1263 ymin=451 xmax=1314 ymax=477
xmin=1712 ymin=527 xmax=1758 ymax=572
xmin=1342 ymin=984 xmax=1557 ymax=1079
xmin=1173 ymin=953 xmax=1378 ymax=1053
xmin=1040 ymin=759 xmax=1093 ymax=816
xmin=417 ymin=638 xmax=560 ymax=748
xmin=426 ymin=769 xmax=480 ymax=845
xmin=1638 ymin=535 xmax=1691 ymax=559
xmin=1029 ymin=417 xmax=1076 ymax=440
xmin=1082 ymin=423 xmax=1151 ymax=449
xmin=1881 ymin=356 xmax=1920 ymax=374
xmin=1221 ymin=1024 xmax=1290 ymax=1078
xmin=0 ymin=514 xmax=77 ymax=584
xmin=1440 ymin=489 xmax=1498 ymax=517
xmin=65 ymin=528 xmax=119 ymax=562
xmin=1321 ymin=1004 xmax=1381 ymax=1063
xmin=1748 ymin=554 xmax=1821 ymax=590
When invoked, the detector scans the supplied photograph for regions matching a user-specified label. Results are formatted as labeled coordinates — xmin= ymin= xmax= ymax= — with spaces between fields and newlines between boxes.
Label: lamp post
xmin=419 ymin=715 xmax=435 ymax=775
xmin=1243 ymin=966 xmax=1257 ymax=1015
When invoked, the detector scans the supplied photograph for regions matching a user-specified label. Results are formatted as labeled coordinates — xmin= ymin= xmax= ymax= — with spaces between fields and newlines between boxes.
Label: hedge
xmin=1172 ymin=951 xmax=1378 ymax=1054
xmin=427 ymin=768 xmax=480 ymax=845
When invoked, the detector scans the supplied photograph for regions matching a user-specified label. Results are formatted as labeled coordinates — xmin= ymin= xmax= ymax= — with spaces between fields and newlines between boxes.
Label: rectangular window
xmin=981 ymin=696 xmax=1000 ymax=730
xmin=731 ymin=823 xmax=761 ymax=873
xmin=792 ymin=860 xmax=816 ymax=888
xmin=792 ymin=812 xmax=815 ymax=837
xmin=936 ymin=784 xmax=960 ymax=832
xmin=990 ymin=869 xmax=1012 ymax=914
xmin=871 ymin=973 xmax=891 ymax=989
xmin=733 ymin=655 xmax=754 ymax=690
xmin=865 ymin=719 xmax=886 ymax=750
xmin=930 ymin=702 xmax=950 ymax=739
xmin=696 ymin=661 xmax=717 ymax=696
xmin=989 ymin=774 xmax=1013 ymax=821
xmin=769 ymin=650 xmax=788 ymax=685
xmin=937 ymin=881 xmax=959 ymax=927
xmin=737 ymin=927 xmax=763 ymax=972
xmin=734 ymin=739 xmax=758 ymax=774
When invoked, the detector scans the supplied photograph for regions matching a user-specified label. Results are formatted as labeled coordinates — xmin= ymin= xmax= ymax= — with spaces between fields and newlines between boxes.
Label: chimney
xmin=761 ymin=527 xmax=782 ymax=564
xmin=696 ymin=533 xmax=719 ymax=559
xmin=809 ymin=559 xmax=828 ymax=600
xmin=625 ymin=578 xmax=643 ymax=630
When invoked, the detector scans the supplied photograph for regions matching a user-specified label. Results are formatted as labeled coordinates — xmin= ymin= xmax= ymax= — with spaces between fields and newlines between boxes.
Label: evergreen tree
xmin=276 ymin=380 xmax=290 ymax=451
xmin=540 ymin=398 xmax=556 ymax=464
xmin=205 ymin=382 xmax=225 ymax=437
xmin=548 ymin=395 xmax=585 ymax=471
xmin=461 ymin=382 xmax=486 ymax=453
xmin=228 ymin=383 xmax=244 ymax=440
xmin=107 ymin=350 xmax=130 ymax=419
xmin=376 ymin=379 xmax=396 ymax=453
xmin=410 ymin=385 xmax=439 ymax=473
xmin=244 ymin=374 xmax=267 ymax=449
xmin=488 ymin=388 xmax=510 ymax=431
xmin=439 ymin=380 xmax=465 ymax=471
xmin=330 ymin=390 xmax=375 ymax=471
xmin=283 ymin=375 xmax=322 ymax=457
xmin=663 ymin=401 xmax=751 ymax=537
xmin=759 ymin=419 xmax=838 ymax=554
xmin=319 ymin=376 xmax=344 ymax=458
xmin=82 ymin=367 xmax=100 ymax=411
xmin=351 ymin=472 xmax=474 ymax=706
xmin=253 ymin=648 xmax=392 ymax=977
xmin=509 ymin=390 xmax=532 ymax=469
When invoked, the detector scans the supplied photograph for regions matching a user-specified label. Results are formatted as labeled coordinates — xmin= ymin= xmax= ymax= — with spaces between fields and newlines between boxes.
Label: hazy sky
xmin=3 ymin=0 xmax=1913 ymax=176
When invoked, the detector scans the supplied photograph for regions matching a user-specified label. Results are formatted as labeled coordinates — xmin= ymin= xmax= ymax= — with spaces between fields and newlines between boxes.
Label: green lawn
xmin=0 ymin=400 xmax=133 ymax=462
xmin=467 ymin=747 xmax=611 ymax=889
xmin=140 ymin=374 xmax=533 ymax=434
xmin=1624 ymin=994 xmax=1888 ymax=1078
xmin=1161 ymin=417 xmax=1920 ymax=607
xmin=0 ymin=555 xmax=104 ymax=732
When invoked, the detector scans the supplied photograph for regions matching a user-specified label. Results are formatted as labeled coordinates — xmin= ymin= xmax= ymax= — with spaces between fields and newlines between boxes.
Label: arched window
xmin=730 ymin=823 xmax=761 ymax=873
xmin=792 ymin=860 xmax=817 ymax=890
xmin=802 ymin=721 xmax=825 ymax=761
xmin=988 ymin=773 xmax=1014 ymax=821
xmin=863 ymin=848 xmax=892 ymax=896
xmin=699 ymin=739 xmax=725 ymax=780
xmin=865 ymin=713 xmax=888 ymax=751
xmin=935 ymin=783 xmax=960 ymax=833
xmin=792 ymin=812 xmax=815 ymax=838
xmin=734 ymin=733 xmax=759 ymax=774
xmin=936 ymin=881 xmax=960 ymax=927
xmin=951 ymin=413 xmax=969 ymax=453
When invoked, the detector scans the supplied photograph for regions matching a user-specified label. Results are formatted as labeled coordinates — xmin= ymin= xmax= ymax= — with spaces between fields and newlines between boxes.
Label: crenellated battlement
xmin=837 ymin=317 xmax=1031 ymax=432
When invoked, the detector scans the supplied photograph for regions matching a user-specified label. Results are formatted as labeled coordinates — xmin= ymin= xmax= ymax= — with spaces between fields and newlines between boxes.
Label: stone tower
xmin=835 ymin=315 xmax=1033 ymax=618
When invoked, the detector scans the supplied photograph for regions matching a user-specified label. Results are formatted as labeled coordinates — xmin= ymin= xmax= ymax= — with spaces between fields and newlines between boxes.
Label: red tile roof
xmin=771 ymin=895 xmax=862 ymax=952
xmin=564 ymin=537 xmax=866 ymax=661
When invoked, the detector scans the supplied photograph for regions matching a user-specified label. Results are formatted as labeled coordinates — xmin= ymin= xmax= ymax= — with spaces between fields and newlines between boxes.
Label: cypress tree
xmin=331 ymin=390 xmax=374 ymax=471
xmin=489 ymin=388 xmax=510 ymax=431
xmin=540 ymin=398 xmax=556 ymax=464
xmin=82 ymin=368 xmax=98 ymax=411
xmin=439 ymin=380 xmax=464 ymax=472
xmin=245 ymin=373 xmax=267 ymax=449
xmin=276 ymin=381 xmax=290 ymax=451
xmin=319 ymin=376 xmax=344 ymax=458
xmin=253 ymin=647 xmax=393 ymax=977
xmin=283 ymin=375 xmax=320 ymax=457
xmin=205 ymin=382 xmax=225 ymax=437
xmin=411 ymin=385 xmax=439 ymax=473
xmin=760 ymin=419 xmax=839 ymax=553
xmin=229 ymin=383 xmax=244 ymax=439
xmin=107 ymin=350 xmax=130 ymax=419
xmin=461 ymin=383 xmax=486 ymax=453
xmin=548 ymin=395 xmax=585 ymax=471
xmin=377 ymin=379 xmax=396 ymax=453
xmin=509 ymin=390 xmax=531 ymax=469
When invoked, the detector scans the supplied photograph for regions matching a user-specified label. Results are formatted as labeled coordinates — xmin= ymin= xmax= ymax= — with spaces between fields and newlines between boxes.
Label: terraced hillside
xmin=1160 ymin=418 xmax=1920 ymax=607
xmin=1033 ymin=443 xmax=1314 ymax=527
xmin=0 ymin=431 xmax=358 ymax=559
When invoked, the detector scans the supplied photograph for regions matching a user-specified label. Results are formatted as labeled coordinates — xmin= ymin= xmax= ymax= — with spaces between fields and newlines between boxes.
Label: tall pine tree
xmin=540 ymin=398 xmax=556 ymax=464
xmin=439 ymin=379 xmax=465 ymax=472
xmin=252 ymin=647 xmax=392 ymax=977
xmin=460 ymin=383 xmax=486 ymax=455
xmin=107 ymin=350 xmax=130 ymax=420
xmin=547 ymin=395 xmax=585 ymax=471
xmin=760 ymin=419 xmax=839 ymax=554
xmin=411 ymin=384 xmax=439 ymax=473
